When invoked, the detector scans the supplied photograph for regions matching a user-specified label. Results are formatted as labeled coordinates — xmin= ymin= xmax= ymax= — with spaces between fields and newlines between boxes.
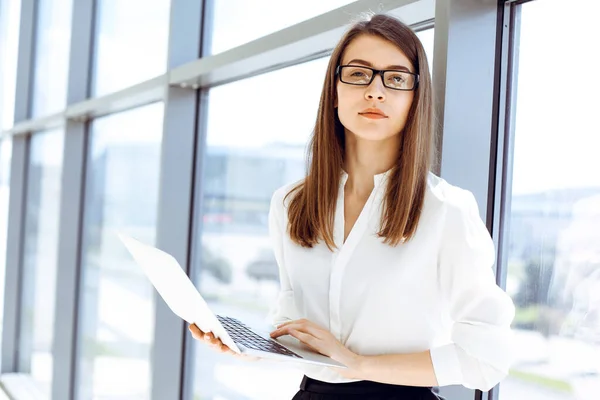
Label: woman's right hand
xmin=188 ymin=323 xmax=260 ymax=361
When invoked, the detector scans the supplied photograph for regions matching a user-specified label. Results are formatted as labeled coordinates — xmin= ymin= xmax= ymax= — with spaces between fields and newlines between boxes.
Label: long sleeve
xmin=266 ymin=187 xmax=301 ymax=328
xmin=429 ymin=187 xmax=516 ymax=391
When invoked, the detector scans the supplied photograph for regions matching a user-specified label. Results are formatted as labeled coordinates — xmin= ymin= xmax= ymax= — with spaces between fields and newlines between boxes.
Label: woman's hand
xmin=188 ymin=324 xmax=260 ymax=362
xmin=269 ymin=318 xmax=364 ymax=378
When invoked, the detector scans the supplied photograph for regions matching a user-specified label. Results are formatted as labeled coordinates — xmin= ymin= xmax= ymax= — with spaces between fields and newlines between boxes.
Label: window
xmin=19 ymin=129 xmax=64 ymax=397
xmin=208 ymin=0 xmax=354 ymax=55
xmin=76 ymin=103 xmax=163 ymax=399
xmin=192 ymin=57 xmax=329 ymax=399
xmin=416 ymin=28 xmax=434 ymax=69
xmin=501 ymin=1 xmax=600 ymax=399
xmin=0 ymin=0 xmax=21 ymax=129
xmin=31 ymin=0 xmax=73 ymax=117
xmin=92 ymin=0 xmax=170 ymax=96
xmin=0 ymin=138 xmax=12 ymax=368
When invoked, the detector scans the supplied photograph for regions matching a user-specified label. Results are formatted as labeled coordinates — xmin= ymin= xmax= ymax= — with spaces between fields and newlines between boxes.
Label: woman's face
xmin=336 ymin=34 xmax=415 ymax=141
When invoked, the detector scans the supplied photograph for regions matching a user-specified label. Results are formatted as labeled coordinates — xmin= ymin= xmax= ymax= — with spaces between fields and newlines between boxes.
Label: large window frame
xmin=0 ymin=0 xmax=522 ymax=399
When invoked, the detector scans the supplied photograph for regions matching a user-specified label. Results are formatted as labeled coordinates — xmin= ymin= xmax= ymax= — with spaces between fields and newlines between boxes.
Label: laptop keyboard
xmin=216 ymin=315 xmax=303 ymax=359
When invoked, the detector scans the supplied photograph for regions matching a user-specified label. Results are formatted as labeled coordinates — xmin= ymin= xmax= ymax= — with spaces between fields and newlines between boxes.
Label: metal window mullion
xmin=490 ymin=1 xmax=519 ymax=296
xmin=488 ymin=3 xmax=521 ymax=400
xmin=51 ymin=0 xmax=95 ymax=399
xmin=0 ymin=0 xmax=37 ymax=375
xmin=150 ymin=1 xmax=205 ymax=399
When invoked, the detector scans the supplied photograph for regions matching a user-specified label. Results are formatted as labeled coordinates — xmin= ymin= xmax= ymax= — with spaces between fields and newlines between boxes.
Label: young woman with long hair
xmin=190 ymin=13 xmax=515 ymax=399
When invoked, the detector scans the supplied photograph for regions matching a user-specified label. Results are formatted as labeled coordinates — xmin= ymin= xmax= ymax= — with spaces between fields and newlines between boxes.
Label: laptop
xmin=118 ymin=233 xmax=346 ymax=368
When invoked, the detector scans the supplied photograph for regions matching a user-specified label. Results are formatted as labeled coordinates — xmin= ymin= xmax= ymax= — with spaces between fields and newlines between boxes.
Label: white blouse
xmin=266 ymin=170 xmax=516 ymax=391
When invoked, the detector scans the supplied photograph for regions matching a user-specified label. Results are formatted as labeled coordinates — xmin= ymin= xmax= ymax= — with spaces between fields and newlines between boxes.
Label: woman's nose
xmin=365 ymin=75 xmax=386 ymax=101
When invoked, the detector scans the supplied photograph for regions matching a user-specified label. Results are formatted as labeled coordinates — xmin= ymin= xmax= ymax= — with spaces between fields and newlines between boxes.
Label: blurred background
xmin=0 ymin=0 xmax=598 ymax=399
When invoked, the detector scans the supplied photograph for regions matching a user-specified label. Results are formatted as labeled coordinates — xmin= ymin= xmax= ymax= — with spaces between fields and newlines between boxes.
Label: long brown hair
xmin=286 ymin=13 xmax=435 ymax=249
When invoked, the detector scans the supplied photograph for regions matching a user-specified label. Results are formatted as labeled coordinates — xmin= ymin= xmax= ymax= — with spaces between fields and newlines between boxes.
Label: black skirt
xmin=292 ymin=375 xmax=445 ymax=400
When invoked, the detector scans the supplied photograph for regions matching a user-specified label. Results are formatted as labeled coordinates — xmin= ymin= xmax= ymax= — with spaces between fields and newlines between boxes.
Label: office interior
xmin=0 ymin=0 xmax=598 ymax=399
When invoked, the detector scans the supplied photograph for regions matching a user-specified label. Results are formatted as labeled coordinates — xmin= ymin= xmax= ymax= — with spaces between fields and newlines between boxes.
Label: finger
xmin=205 ymin=334 xmax=218 ymax=346
xmin=189 ymin=324 xmax=206 ymax=340
xmin=269 ymin=324 xmax=301 ymax=339
xmin=274 ymin=318 xmax=305 ymax=329
xmin=272 ymin=322 xmax=323 ymax=339
xmin=287 ymin=329 xmax=323 ymax=355
xmin=198 ymin=332 xmax=221 ymax=348
xmin=270 ymin=322 xmax=303 ymax=338
xmin=206 ymin=333 xmax=225 ymax=347
xmin=189 ymin=323 xmax=204 ymax=335
xmin=203 ymin=337 xmax=223 ymax=351
xmin=219 ymin=343 xmax=234 ymax=353
xmin=279 ymin=319 xmax=325 ymax=332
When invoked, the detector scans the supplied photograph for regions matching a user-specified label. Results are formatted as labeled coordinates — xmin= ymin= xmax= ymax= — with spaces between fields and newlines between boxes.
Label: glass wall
xmin=208 ymin=0 xmax=354 ymax=55
xmin=192 ymin=27 xmax=434 ymax=399
xmin=417 ymin=28 xmax=434 ymax=68
xmin=0 ymin=0 xmax=21 ymax=130
xmin=19 ymin=129 xmax=64 ymax=398
xmin=501 ymin=1 xmax=600 ymax=399
xmin=191 ymin=57 xmax=322 ymax=400
xmin=76 ymin=103 xmax=164 ymax=400
xmin=0 ymin=138 xmax=12 ymax=369
xmin=31 ymin=0 xmax=73 ymax=117
xmin=92 ymin=0 xmax=170 ymax=96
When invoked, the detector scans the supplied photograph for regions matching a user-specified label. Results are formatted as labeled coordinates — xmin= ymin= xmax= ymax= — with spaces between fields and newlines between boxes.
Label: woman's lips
xmin=359 ymin=113 xmax=388 ymax=119
xmin=358 ymin=108 xmax=388 ymax=119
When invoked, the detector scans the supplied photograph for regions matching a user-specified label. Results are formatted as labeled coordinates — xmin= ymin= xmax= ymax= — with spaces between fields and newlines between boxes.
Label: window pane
xmin=208 ymin=0 xmax=353 ymax=55
xmin=501 ymin=1 xmax=600 ymax=399
xmin=92 ymin=0 xmax=170 ymax=96
xmin=192 ymin=57 xmax=329 ymax=400
xmin=0 ymin=138 xmax=12 ymax=368
xmin=31 ymin=0 xmax=73 ymax=117
xmin=77 ymin=103 xmax=163 ymax=399
xmin=416 ymin=28 xmax=434 ymax=71
xmin=19 ymin=129 xmax=64 ymax=397
xmin=0 ymin=0 xmax=21 ymax=129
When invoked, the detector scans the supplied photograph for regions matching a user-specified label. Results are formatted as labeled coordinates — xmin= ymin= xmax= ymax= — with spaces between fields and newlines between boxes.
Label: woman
xmin=190 ymin=13 xmax=515 ymax=399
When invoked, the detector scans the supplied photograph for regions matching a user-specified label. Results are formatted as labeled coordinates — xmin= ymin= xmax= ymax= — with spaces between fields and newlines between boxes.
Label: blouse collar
xmin=340 ymin=168 xmax=393 ymax=188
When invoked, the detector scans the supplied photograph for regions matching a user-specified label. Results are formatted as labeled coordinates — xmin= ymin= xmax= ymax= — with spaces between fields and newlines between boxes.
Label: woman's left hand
xmin=269 ymin=319 xmax=364 ymax=379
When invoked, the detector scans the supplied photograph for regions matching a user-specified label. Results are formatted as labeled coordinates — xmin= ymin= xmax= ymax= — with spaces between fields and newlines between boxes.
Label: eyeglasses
xmin=336 ymin=65 xmax=419 ymax=91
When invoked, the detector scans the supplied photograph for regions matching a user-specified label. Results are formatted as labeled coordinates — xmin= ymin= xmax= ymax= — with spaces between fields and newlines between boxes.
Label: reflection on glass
xmin=92 ymin=0 xmax=170 ymax=96
xmin=501 ymin=1 xmax=600 ymax=399
xmin=77 ymin=103 xmax=163 ymax=400
xmin=208 ymin=0 xmax=353 ymax=55
xmin=0 ymin=138 xmax=12 ymax=369
xmin=0 ymin=0 xmax=21 ymax=129
xmin=31 ymin=0 xmax=73 ymax=117
xmin=192 ymin=58 xmax=330 ymax=400
xmin=19 ymin=130 xmax=64 ymax=397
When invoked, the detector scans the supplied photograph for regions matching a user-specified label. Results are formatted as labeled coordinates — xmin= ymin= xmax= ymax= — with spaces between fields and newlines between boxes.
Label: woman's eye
xmin=389 ymin=74 xmax=405 ymax=83
xmin=350 ymin=71 xmax=367 ymax=77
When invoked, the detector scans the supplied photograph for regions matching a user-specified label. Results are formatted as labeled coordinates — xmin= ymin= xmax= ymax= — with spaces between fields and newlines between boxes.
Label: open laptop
xmin=118 ymin=233 xmax=346 ymax=368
